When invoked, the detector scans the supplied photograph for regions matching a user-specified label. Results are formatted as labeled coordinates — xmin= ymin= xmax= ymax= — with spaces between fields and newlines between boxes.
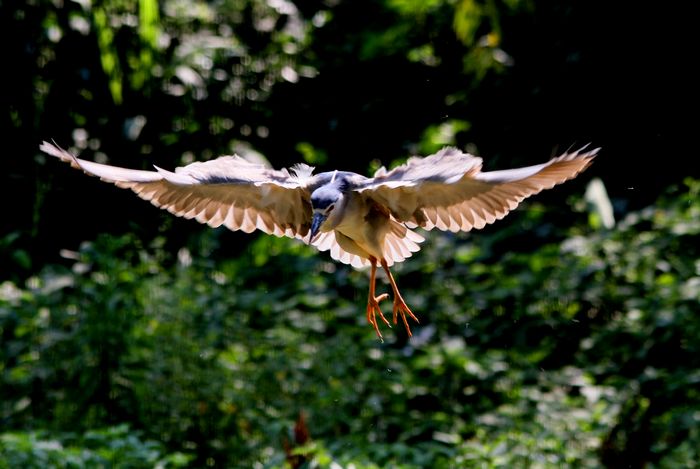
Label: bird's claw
xmin=392 ymin=298 xmax=419 ymax=338
xmin=366 ymin=294 xmax=391 ymax=339
xmin=366 ymin=294 xmax=420 ymax=339
xmin=375 ymin=293 xmax=389 ymax=303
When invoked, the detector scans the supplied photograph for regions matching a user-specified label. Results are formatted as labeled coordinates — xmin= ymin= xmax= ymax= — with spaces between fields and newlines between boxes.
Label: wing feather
xmin=357 ymin=145 xmax=598 ymax=232
xmin=41 ymin=141 xmax=314 ymax=238
xmin=207 ymin=206 xmax=226 ymax=228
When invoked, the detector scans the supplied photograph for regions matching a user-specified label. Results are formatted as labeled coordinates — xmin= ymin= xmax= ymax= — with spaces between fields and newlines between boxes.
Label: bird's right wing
xmin=41 ymin=141 xmax=316 ymax=239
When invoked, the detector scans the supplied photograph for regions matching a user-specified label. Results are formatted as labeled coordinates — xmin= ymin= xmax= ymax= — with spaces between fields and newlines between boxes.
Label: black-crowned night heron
xmin=40 ymin=141 xmax=597 ymax=338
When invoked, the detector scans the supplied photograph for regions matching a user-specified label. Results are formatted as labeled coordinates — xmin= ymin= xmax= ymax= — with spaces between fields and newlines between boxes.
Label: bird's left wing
xmin=41 ymin=141 xmax=316 ymax=238
xmin=355 ymin=145 xmax=597 ymax=232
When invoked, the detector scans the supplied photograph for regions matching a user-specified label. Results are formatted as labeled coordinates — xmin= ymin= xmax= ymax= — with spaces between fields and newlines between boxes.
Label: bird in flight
xmin=41 ymin=141 xmax=597 ymax=338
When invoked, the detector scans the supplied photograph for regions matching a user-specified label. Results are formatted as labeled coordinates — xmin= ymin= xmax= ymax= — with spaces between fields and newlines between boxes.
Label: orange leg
xmin=366 ymin=257 xmax=391 ymax=338
xmin=380 ymin=259 xmax=420 ymax=337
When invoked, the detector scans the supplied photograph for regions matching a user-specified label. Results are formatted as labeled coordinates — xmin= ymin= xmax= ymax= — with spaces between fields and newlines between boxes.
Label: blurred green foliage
xmin=1 ymin=0 xmax=697 ymax=466
xmin=2 ymin=180 xmax=699 ymax=466
xmin=0 ymin=425 xmax=191 ymax=468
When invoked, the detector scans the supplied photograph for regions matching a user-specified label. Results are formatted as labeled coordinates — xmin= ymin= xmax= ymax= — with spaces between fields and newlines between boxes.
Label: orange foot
xmin=366 ymin=257 xmax=421 ymax=339
xmin=379 ymin=259 xmax=420 ymax=337
xmin=391 ymin=296 xmax=420 ymax=337
xmin=366 ymin=292 xmax=391 ymax=339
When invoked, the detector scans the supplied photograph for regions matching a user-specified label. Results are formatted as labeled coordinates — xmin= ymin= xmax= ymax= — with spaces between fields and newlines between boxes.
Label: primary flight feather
xmin=41 ymin=141 xmax=597 ymax=338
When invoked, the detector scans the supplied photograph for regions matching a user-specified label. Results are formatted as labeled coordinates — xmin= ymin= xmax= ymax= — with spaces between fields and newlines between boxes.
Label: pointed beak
xmin=309 ymin=212 xmax=326 ymax=243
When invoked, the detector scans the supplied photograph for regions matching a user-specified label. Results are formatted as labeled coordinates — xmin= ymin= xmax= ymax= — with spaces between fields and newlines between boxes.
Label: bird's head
xmin=310 ymin=182 xmax=345 ymax=241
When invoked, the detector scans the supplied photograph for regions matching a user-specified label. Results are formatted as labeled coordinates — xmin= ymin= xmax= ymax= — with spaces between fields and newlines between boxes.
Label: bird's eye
xmin=326 ymin=204 xmax=335 ymax=213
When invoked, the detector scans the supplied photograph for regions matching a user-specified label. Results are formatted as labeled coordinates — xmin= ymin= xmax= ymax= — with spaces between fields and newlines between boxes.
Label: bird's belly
xmin=334 ymin=225 xmax=382 ymax=260
xmin=334 ymin=212 xmax=389 ymax=261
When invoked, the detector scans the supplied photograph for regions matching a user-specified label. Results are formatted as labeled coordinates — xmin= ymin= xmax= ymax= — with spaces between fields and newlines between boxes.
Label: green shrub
xmin=0 ymin=425 xmax=191 ymax=468
xmin=1 ymin=180 xmax=699 ymax=467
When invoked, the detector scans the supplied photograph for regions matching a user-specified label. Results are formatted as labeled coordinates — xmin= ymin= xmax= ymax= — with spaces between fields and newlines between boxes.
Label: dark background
xmin=2 ymin=0 xmax=695 ymax=278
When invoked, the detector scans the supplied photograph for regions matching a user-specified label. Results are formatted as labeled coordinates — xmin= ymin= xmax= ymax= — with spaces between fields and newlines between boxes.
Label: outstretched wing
xmin=356 ymin=145 xmax=598 ymax=232
xmin=40 ymin=141 xmax=316 ymax=238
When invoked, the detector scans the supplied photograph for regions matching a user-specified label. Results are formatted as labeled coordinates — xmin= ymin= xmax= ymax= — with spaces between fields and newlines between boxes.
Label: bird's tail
xmin=382 ymin=218 xmax=424 ymax=267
